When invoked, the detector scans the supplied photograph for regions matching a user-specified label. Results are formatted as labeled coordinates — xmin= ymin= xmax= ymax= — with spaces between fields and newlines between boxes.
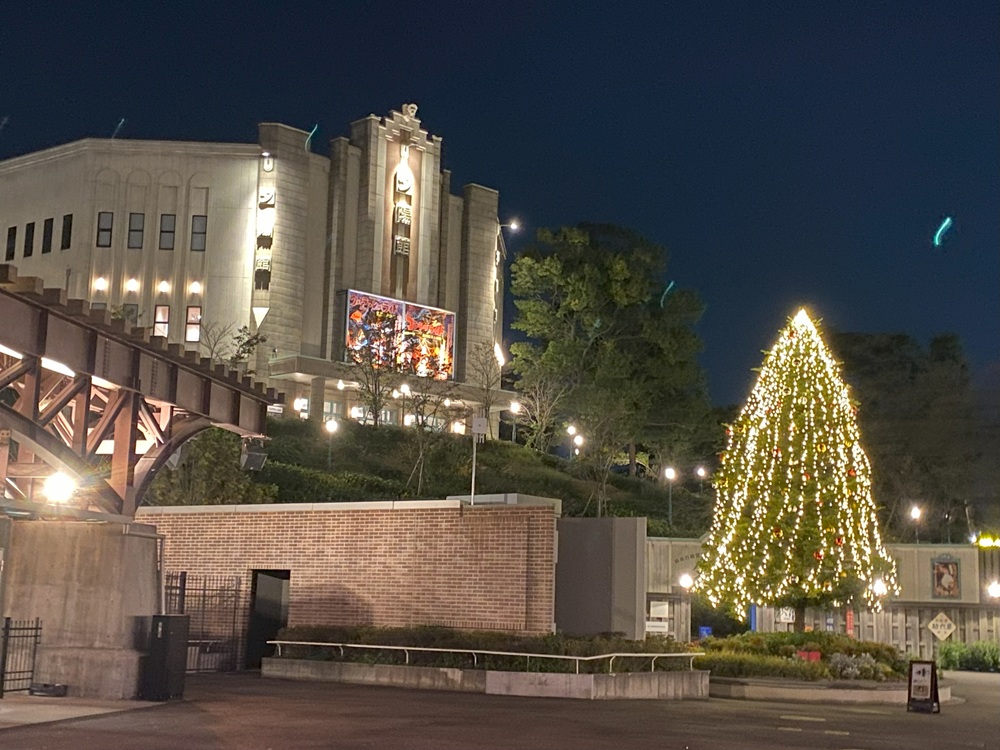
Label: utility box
xmin=139 ymin=615 xmax=189 ymax=701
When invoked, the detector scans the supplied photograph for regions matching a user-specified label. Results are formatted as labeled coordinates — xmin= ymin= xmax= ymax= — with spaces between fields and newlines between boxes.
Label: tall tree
xmin=466 ymin=341 xmax=503 ymax=439
xmin=829 ymin=330 xmax=981 ymax=541
xmin=146 ymin=428 xmax=278 ymax=506
xmin=696 ymin=310 xmax=898 ymax=630
xmin=509 ymin=224 xmax=709 ymax=512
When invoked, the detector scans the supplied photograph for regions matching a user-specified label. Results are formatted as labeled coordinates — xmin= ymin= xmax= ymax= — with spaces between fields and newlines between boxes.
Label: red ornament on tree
xmin=813 ymin=550 xmax=824 ymax=560
xmin=848 ymin=468 xmax=856 ymax=477
xmin=835 ymin=536 xmax=844 ymax=546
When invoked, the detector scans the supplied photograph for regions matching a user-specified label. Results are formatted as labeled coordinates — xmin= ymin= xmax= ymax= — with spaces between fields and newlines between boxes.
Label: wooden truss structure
xmin=0 ymin=265 xmax=278 ymax=518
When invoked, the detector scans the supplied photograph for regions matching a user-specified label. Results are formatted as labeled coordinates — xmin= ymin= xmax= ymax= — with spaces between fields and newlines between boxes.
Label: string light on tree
xmin=694 ymin=309 xmax=898 ymax=629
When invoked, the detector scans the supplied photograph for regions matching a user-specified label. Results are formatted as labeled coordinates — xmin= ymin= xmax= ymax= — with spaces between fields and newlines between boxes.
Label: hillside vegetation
xmin=148 ymin=419 xmax=714 ymax=538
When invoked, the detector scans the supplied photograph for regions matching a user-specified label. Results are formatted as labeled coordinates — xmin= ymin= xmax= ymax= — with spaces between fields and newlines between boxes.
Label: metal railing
xmin=268 ymin=640 xmax=703 ymax=674
xmin=0 ymin=618 xmax=42 ymax=698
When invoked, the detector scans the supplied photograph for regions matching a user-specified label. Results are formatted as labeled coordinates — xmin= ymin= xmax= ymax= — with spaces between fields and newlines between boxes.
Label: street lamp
xmin=325 ymin=419 xmax=339 ymax=469
xmin=696 ymin=466 xmax=707 ymax=494
xmin=500 ymin=220 xmax=520 ymax=232
xmin=988 ymin=581 xmax=1000 ymax=600
xmin=566 ymin=425 xmax=577 ymax=436
xmin=910 ymin=505 xmax=922 ymax=544
xmin=665 ymin=467 xmax=677 ymax=528
xmin=509 ymin=401 xmax=521 ymax=444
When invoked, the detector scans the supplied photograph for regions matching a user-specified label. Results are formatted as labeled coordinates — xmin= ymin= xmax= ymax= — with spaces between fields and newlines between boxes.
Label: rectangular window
xmin=185 ymin=306 xmax=202 ymax=343
xmin=41 ymin=218 xmax=54 ymax=254
xmin=190 ymin=215 xmax=207 ymax=252
xmin=61 ymin=214 xmax=73 ymax=250
xmin=159 ymin=214 xmax=175 ymax=250
xmin=153 ymin=305 xmax=170 ymax=337
xmin=96 ymin=212 xmax=113 ymax=247
xmin=5 ymin=227 xmax=15 ymax=262
xmin=90 ymin=302 xmax=107 ymax=311
xmin=23 ymin=222 xmax=35 ymax=257
xmin=127 ymin=213 xmax=145 ymax=249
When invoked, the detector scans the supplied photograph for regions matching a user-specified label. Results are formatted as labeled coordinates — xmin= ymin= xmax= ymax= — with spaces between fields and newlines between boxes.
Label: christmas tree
xmin=696 ymin=309 xmax=898 ymax=627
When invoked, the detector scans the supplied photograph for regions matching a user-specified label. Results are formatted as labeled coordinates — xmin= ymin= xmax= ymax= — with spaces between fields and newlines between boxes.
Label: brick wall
xmin=137 ymin=500 xmax=556 ymax=634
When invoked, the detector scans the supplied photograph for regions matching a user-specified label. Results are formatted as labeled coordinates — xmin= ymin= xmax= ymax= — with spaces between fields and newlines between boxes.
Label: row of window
xmin=100 ymin=303 xmax=203 ymax=342
xmin=4 ymin=215 xmax=73 ymax=261
xmin=99 ymin=211 xmax=207 ymax=251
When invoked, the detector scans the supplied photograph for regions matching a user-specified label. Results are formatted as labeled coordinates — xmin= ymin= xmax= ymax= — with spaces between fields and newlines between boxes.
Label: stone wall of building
xmin=137 ymin=500 xmax=556 ymax=634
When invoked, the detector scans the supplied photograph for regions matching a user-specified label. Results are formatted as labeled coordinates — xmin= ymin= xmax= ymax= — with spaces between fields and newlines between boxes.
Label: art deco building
xmin=0 ymin=105 xmax=508 ymax=425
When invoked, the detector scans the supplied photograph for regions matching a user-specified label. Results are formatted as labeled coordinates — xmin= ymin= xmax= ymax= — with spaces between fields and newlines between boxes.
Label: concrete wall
xmin=137 ymin=499 xmax=557 ymax=635
xmin=555 ymin=518 xmax=646 ymax=640
xmin=1 ymin=520 xmax=159 ymax=698
xmin=262 ymin=657 xmax=709 ymax=700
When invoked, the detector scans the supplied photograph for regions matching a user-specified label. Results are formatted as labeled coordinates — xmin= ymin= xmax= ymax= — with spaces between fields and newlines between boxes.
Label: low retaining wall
xmin=262 ymin=658 xmax=709 ymax=701
xmin=710 ymin=677 xmax=951 ymax=704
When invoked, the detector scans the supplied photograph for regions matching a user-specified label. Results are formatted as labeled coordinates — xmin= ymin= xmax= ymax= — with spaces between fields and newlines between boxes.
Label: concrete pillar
xmin=309 ymin=377 xmax=326 ymax=421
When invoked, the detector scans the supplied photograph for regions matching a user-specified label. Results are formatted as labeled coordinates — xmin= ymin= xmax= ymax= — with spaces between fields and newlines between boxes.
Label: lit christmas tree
xmin=696 ymin=309 xmax=898 ymax=629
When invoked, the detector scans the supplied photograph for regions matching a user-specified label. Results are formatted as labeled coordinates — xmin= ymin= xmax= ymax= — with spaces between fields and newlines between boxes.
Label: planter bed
xmin=262 ymin=658 xmax=709 ymax=701
xmin=709 ymin=676 xmax=951 ymax=704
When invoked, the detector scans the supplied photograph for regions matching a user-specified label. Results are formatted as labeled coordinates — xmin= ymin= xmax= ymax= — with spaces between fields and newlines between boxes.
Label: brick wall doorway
xmin=245 ymin=570 xmax=290 ymax=669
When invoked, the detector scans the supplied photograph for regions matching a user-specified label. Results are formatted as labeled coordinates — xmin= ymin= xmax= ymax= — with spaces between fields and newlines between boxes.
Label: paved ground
xmin=0 ymin=671 xmax=996 ymax=749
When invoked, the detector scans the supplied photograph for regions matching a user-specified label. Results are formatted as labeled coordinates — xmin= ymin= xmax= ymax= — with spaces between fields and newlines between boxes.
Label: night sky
xmin=3 ymin=2 xmax=997 ymax=405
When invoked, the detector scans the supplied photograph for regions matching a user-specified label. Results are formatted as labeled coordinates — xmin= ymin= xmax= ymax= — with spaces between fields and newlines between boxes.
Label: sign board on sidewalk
xmin=777 ymin=607 xmax=795 ymax=624
xmin=928 ymin=612 xmax=956 ymax=641
xmin=907 ymin=660 xmax=940 ymax=713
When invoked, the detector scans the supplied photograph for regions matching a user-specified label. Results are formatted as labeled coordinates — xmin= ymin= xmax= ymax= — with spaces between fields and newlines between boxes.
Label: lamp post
xmin=871 ymin=578 xmax=889 ymax=642
xmin=509 ymin=400 xmax=521 ymax=444
xmin=910 ymin=505 xmax=922 ymax=544
xmin=573 ymin=433 xmax=583 ymax=456
xmin=678 ymin=573 xmax=694 ymax=643
xmin=696 ymin=466 xmax=707 ymax=494
xmin=664 ymin=467 xmax=677 ymax=528
xmin=325 ymin=418 xmax=339 ymax=469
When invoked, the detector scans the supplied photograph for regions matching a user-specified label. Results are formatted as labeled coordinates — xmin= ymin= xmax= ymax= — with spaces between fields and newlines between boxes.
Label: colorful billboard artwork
xmin=344 ymin=290 xmax=456 ymax=380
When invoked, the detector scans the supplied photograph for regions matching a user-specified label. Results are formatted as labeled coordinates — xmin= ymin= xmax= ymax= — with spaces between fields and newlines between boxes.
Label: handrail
xmin=266 ymin=640 xmax=704 ymax=674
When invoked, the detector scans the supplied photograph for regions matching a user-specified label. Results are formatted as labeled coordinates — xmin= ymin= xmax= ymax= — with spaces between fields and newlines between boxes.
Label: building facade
xmin=0 ymin=104 xmax=507 ymax=425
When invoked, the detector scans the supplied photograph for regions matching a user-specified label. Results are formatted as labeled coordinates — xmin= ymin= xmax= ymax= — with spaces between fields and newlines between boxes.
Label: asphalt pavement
xmin=0 ymin=670 xmax=995 ymax=749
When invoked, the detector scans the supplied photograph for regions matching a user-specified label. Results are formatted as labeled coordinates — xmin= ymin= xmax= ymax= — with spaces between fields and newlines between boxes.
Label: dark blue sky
xmin=3 ymin=1 xmax=997 ymax=404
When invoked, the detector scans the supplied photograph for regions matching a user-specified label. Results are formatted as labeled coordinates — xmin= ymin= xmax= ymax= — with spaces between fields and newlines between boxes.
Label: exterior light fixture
xmin=566 ymin=425 xmax=577 ymax=436
xmin=43 ymin=471 xmax=77 ymax=504
xmin=93 ymin=277 xmax=108 ymax=292
xmin=293 ymin=397 xmax=307 ymax=412
xmin=678 ymin=573 xmax=694 ymax=590
xmin=573 ymin=434 xmax=584 ymax=447
xmin=988 ymin=581 xmax=1000 ymax=599
xmin=336 ymin=380 xmax=345 ymax=391
xmin=872 ymin=579 xmax=888 ymax=597
xmin=125 ymin=278 xmax=140 ymax=293
xmin=158 ymin=280 xmax=170 ymax=293
xmin=189 ymin=281 xmax=203 ymax=295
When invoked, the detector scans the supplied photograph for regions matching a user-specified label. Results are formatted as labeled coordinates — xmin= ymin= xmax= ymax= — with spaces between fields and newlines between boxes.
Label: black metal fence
xmin=165 ymin=572 xmax=242 ymax=673
xmin=0 ymin=618 xmax=41 ymax=698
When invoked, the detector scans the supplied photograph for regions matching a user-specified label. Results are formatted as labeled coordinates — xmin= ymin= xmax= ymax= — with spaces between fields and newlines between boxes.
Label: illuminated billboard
xmin=344 ymin=289 xmax=456 ymax=380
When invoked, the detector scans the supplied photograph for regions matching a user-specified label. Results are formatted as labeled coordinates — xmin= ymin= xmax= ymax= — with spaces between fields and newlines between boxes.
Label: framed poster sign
xmin=932 ymin=557 xmax=960 ymax=599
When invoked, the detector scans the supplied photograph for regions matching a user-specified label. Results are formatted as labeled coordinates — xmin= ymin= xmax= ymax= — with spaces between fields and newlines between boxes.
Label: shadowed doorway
xmin=245 ymin=570 xmax=289 ymax=669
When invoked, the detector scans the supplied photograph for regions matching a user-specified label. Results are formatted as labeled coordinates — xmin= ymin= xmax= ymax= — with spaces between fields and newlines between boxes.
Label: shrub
xmin=963 ymin=641 xmax=1000 ymax=672
xmin=274 ymin=625 xmax=692 ymax=674
xmin=693 ymin=652 xmax=829 ymax=680
xmin=828 ymin=652 xmax=881 ymax=681
xmin=937 ymin=640 xmax=966 ymax=670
